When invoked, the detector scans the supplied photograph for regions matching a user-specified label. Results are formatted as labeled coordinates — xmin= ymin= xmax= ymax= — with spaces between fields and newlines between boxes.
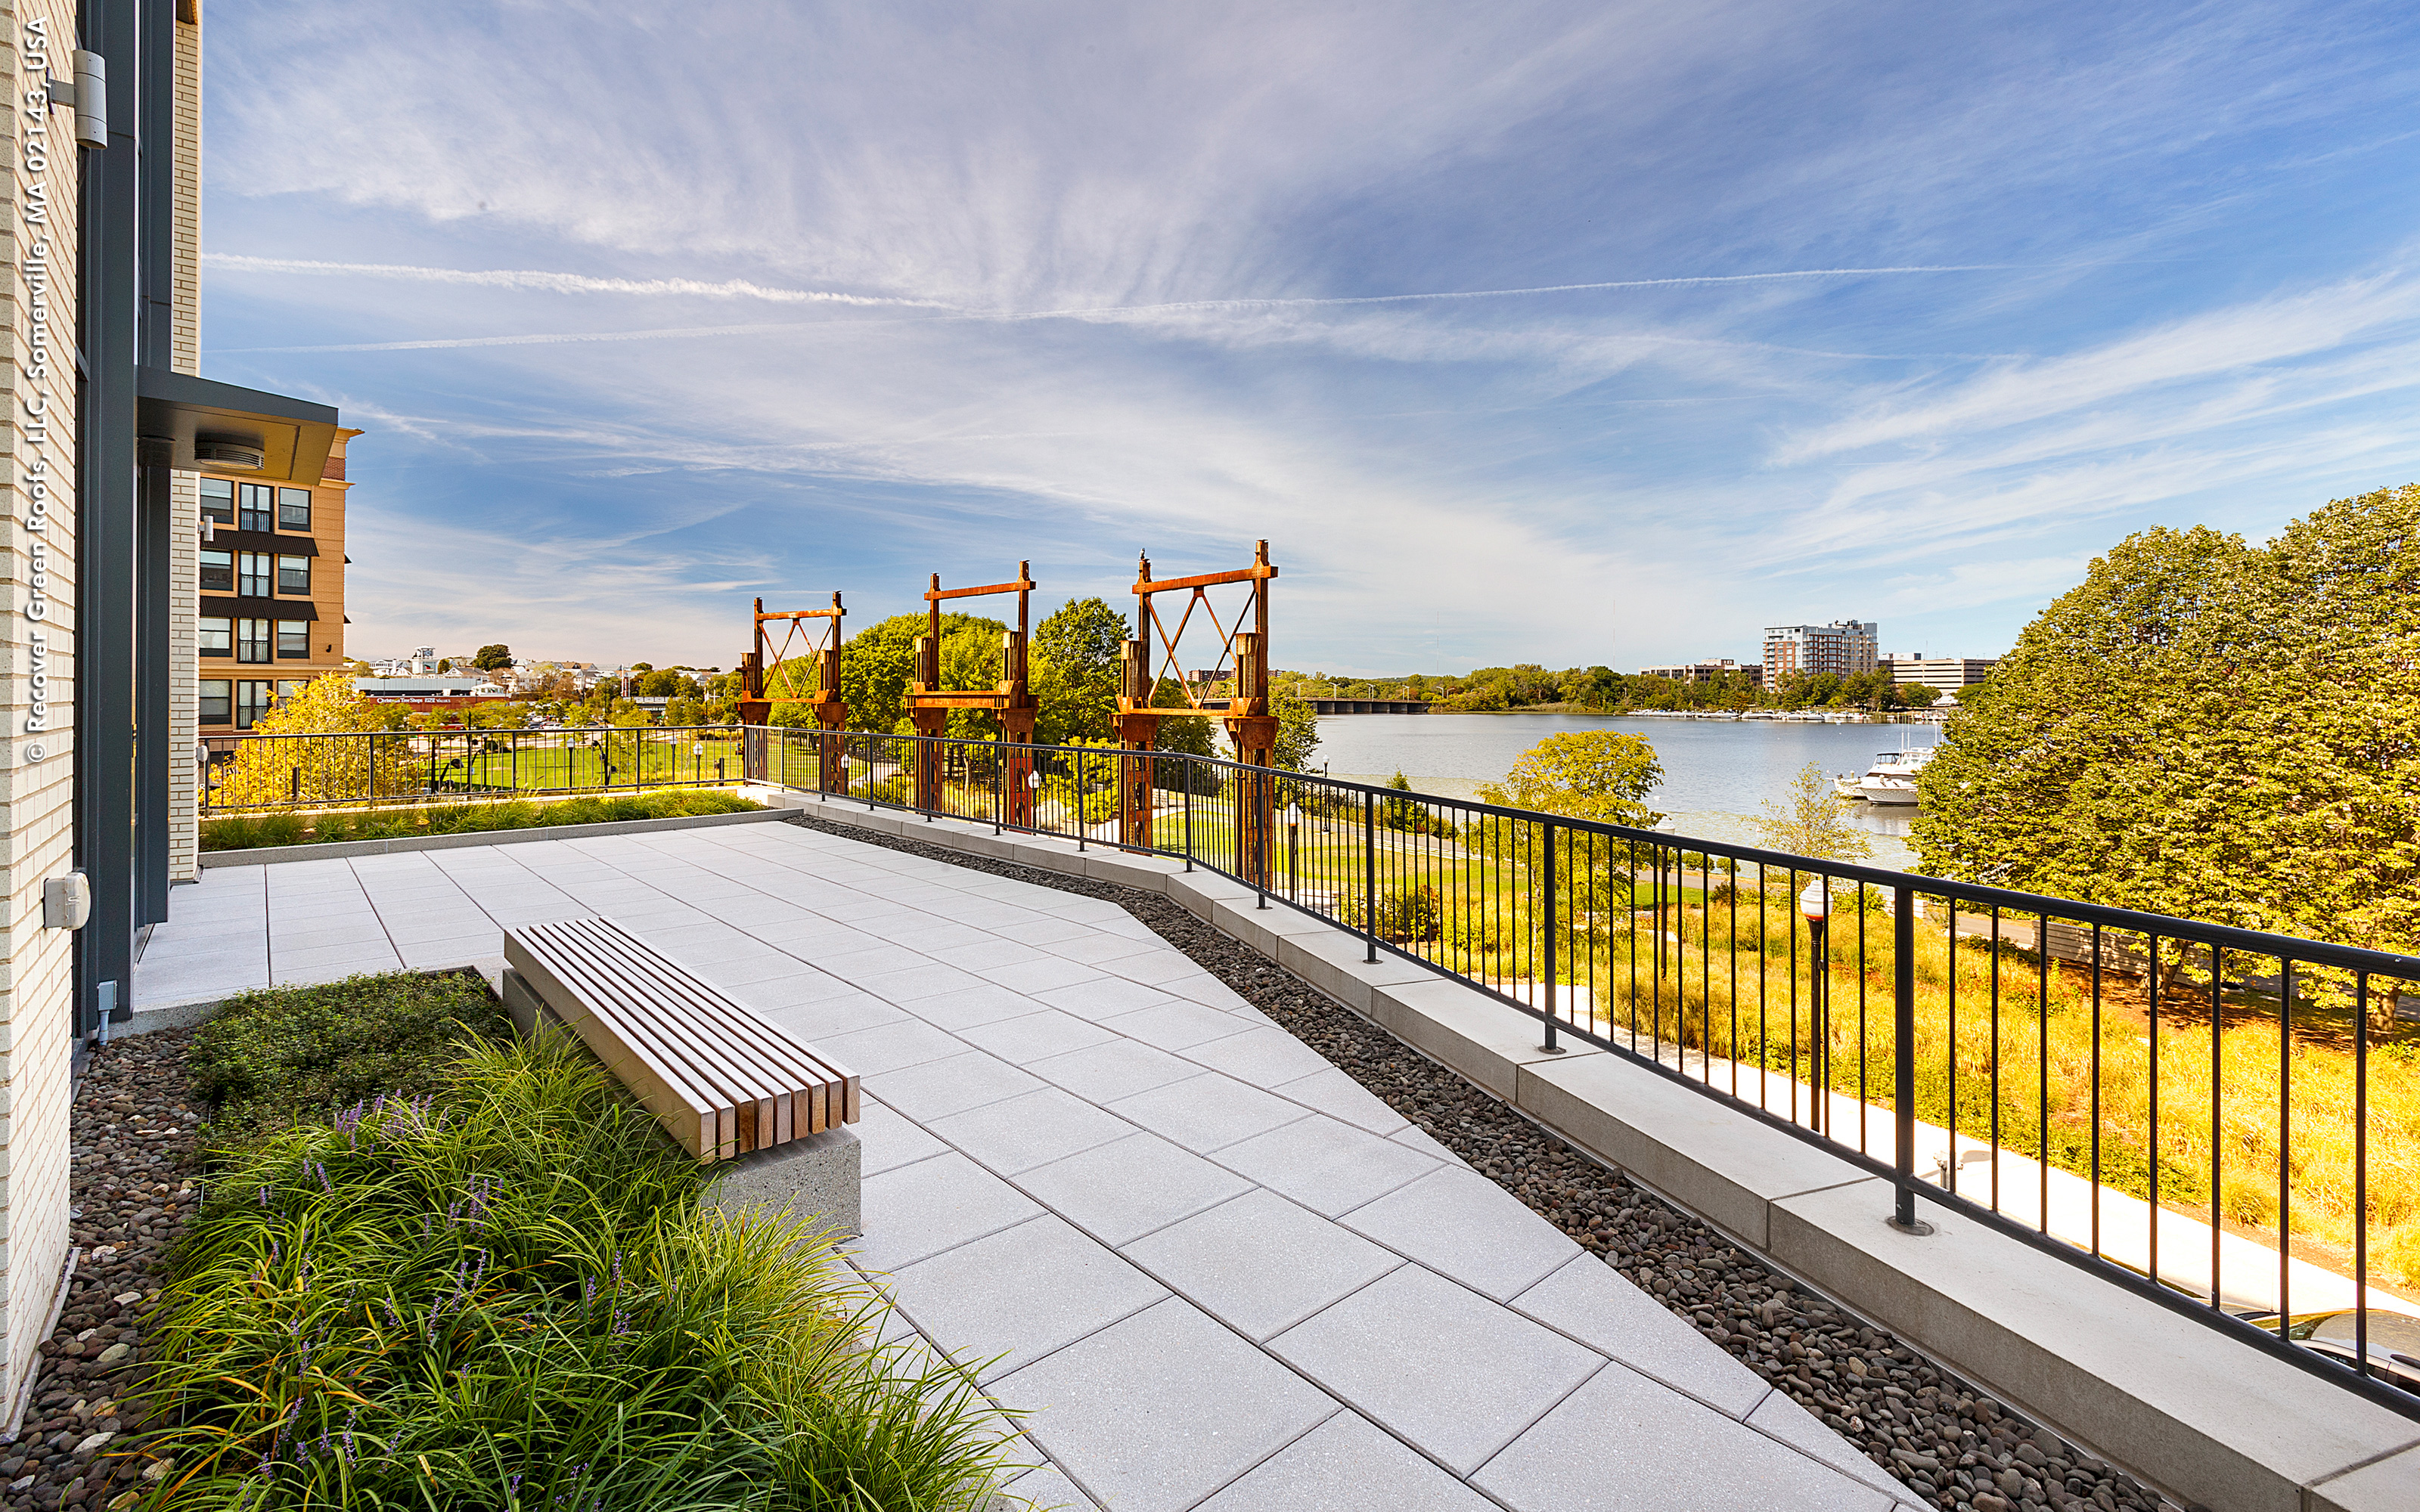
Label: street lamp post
xmin=1800 ymin=877 xmax=1830 ymax=1136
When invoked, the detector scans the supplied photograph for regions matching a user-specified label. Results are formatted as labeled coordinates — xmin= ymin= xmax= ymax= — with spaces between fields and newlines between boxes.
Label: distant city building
xmin=1638 ymin=658 xmax=1763 ymax=688
xmin=1882 ymin=655 xmax=1996 ymax=693
xmin=354 ymin=676 xmax=509 ymax=702
xmin=1763 ymin=621 xmax=1878 ymax=684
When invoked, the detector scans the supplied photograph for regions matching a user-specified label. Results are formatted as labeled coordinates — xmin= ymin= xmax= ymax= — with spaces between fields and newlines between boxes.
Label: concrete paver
xmin=139 ymin=819 xmax=1908 ymax=1511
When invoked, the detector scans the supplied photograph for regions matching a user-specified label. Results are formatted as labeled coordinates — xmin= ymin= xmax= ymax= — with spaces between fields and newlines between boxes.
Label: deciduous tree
xmin=1475 ymin=730 xmax=1664 ymax=828
xmin=1916 ymin=486 xmax=2420 ymax=1024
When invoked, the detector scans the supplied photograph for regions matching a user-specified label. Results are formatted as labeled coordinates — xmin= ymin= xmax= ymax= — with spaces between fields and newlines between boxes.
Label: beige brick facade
xmin=0 ymin=0 xmax=93 ymax=1427
xmin=168 ymin=14 xmax=199 ymax=881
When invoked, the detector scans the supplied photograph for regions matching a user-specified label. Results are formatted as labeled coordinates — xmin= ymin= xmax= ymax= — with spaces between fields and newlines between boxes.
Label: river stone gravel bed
xmin=790 ymin=810 xmax=2179 ymax=1512
xmin=4 ymin=1028 xmax=200 ymax=1511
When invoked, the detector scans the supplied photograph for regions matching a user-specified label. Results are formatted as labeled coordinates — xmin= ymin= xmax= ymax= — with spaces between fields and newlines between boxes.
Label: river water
xmin=1310 ymin=712 xmax=1934 ymax=867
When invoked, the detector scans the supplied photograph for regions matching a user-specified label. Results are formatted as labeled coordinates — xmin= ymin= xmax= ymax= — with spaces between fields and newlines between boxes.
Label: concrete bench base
xmin=708 ymin=1126 xmax=864 ymax=1241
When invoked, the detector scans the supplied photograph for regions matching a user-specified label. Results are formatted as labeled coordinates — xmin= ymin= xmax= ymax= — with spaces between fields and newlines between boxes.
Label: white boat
xmin=1835 ymin=743 xmax=1934 ymax=805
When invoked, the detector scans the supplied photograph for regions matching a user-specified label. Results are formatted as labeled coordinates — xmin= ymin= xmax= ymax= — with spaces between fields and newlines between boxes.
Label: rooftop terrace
xmin=135 ymin=820 xmax=1920 ymax=1512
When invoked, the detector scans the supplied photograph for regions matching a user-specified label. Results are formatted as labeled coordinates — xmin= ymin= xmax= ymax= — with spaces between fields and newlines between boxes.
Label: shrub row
xmin=201 ymin=789 xmax=757 ymax=850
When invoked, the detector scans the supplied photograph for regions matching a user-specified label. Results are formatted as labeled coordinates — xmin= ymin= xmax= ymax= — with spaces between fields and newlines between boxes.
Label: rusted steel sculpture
xmin=904 ymin=563 xmax=1040 ymax=826
xmin=1119 ymin=541 xmax=1278 ymax=880
xmin=739 ymin=593 xmax=850 ymax=794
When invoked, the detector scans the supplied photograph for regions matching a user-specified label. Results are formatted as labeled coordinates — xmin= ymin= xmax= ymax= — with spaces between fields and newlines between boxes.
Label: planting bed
xmin=786 ymin=810 xmax=2175 ymax=1512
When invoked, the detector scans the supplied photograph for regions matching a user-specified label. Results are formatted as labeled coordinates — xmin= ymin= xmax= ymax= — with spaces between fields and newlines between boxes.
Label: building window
xmin=278 ymin=488 xmax=312 ymax=529
xmin=200 ymin=477 xmax=235 ymax=525
xmin=239 ymin=482 xmax=275 ymax=532
xmin=236 ymin=680 xmax=275 ymax=730
xmin=237 ymin=618 xmax=271 ymax=664
xmin=276 ymin=680 xmax=308 ymax=700
xmin=277 ymin=555 xmax=310 ymax=594
xmin=277 ymin=621 xmax=310 ymax=658
xmin=200 ymin=549 xmax=234 ymax=592
xmin=200 ymin=680 xmax=232 ymax=723
xmin=238 ymin=552 xmax=271 ymax=596
xmin=199 ymin=616 xmax=233 ymax=657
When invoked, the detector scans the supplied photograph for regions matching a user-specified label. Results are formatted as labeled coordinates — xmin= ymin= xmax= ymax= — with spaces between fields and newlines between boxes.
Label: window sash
xmin=276 ymin=621 xmax=310 ymax=657
xmin=200 ymin=680 xmax=232 ymax=721
xmin=237 ymin=618 xmax=271 ymax=664
xmin=199 ymin=617 xmax=233 ymax=656
xmin=200 ymin=478 xmax=236 ymax=523
xmin=238 ymin=482 xmax=275 ymax=532
xmin=278 ymin=488 xmax=312 ymax=529
xmin=276 ymin=556 xmax=310 ymax=593
xmin=200 ymin=550 xmax=234 ymax=592
xmin=238 ymin=552 xmax=272 ymax=596
xmin=235 ymin=680 xmax=275 ymax=730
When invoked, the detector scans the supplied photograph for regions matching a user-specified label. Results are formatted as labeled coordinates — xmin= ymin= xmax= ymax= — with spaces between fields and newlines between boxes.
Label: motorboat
xmin=1835 ymin=743 xmax=1934 ymax=805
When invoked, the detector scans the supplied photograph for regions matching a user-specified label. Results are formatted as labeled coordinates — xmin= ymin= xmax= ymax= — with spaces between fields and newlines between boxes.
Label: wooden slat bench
xmin=501 ymin=917 xmax=860 ymax=1162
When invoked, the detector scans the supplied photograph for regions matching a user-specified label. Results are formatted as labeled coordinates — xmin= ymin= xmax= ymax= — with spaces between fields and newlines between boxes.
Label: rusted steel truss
xmin=1117 ymin=541 xmax=1279 ymax=878
xmin=906 ymin=563 xmax=1041 ymax=825
xmin=739 ymin=593 xmax=850 ymax=794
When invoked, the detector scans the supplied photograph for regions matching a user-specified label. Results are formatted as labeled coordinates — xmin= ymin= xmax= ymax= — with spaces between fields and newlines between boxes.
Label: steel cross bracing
xmin=739 ymin=593 xmax=850 ymax=794
xmin=1118 ymin=541 xmax=1280 ymax=879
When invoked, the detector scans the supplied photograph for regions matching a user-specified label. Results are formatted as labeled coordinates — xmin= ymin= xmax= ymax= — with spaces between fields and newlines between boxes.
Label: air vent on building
xmin=193 ymin=436 xmax=265 ymax=470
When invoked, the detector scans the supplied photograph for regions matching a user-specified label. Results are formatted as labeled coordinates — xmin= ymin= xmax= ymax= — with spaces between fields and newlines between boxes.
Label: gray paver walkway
xmin=138 ymin=822 xmax=1919 ymax=1512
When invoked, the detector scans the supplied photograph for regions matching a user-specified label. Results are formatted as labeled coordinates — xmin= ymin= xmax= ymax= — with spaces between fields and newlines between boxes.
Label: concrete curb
xmin=197 ymin=803 xmax=794 ymax=867
xmin=786 ymin=799 xmax=2420 ymax=1512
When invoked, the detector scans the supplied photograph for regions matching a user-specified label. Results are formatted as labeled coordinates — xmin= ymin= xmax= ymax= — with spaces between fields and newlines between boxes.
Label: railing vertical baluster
xmin=2042 ymin=910 xmax=2054 ymax=1238
xmin=1893 ymin=882 xmax=1919 ymax=1231
xmin=2356 ymin=974 xmax=2370 ymax=1379
xmin=2279 ymin=956 xmax=2293 ymax=1336
xmin=1989 ymin=908 xmax=2002 ymax=1210
xmin=1542 ymin=819 xmax=1559 ymax=1053
xmin=2090 ymin=922 xmax=2103 ymax=1257
xmin=1182 ymin=761 xmax=1193 ymax=871
xmin=1362 ymin=790 xmax=1377 ymax=962
xmin=2148 ymin=931 xmax=2161 ymax=1287
xmin=2210 ymin=944 xmax=2223 ymax=1309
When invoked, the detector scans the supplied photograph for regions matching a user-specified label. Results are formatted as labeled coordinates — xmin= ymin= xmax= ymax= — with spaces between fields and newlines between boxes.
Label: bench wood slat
xmin=505 ymin=918 xmax=859 ymax=1161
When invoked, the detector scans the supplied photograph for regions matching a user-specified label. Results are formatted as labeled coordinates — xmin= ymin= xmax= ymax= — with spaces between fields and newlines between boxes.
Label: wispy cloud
xmin=199 ymin=0 xmax=2420 ymax=668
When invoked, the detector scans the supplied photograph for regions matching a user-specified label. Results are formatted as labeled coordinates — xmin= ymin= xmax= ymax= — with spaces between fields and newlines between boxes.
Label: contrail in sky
xmin=206 ymin=253 xmax=2029 ymax=328
xmin=205 ymin=254 xmax=951 ymax=308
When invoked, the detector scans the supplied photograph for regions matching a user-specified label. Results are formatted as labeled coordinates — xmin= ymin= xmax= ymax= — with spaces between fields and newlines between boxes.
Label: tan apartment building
xmin=195 ymin=428 xmax=355 ymax=732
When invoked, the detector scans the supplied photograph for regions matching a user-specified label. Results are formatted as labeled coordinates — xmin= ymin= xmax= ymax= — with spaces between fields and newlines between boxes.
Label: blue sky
xmin=201 ymin=1 xmax=2420 ymax=673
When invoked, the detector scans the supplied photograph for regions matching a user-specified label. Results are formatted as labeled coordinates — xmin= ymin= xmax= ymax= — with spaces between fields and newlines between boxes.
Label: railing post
xmin=1892 ymin=883 xmax=1928 ymax=1233
xmin=1361 ymin=789 xmax=1376 ymax=960
xmin=1542 ymin=818 xmax=1562 ymax=1054
xmin=1076 ymin=748 xmax=1087 ymax=850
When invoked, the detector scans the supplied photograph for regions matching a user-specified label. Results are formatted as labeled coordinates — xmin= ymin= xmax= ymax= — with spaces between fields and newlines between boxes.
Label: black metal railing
xmin=197 ymin=725 xmax=747 ymax=813
xmin=759 ymin=727 xmax=2420 ymax=1418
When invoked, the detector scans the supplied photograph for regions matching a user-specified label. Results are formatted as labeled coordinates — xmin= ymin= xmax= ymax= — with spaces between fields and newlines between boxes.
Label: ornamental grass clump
xmin=138 ymin=1035 xmax=1014 ymax=1510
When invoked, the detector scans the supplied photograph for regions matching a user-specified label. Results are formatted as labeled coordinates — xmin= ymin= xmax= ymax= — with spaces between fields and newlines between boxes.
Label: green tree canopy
xmin=1475 ymin=730 xmax=1664 ymax=828
xmin=471 ymin=643 xmax=513 ymax=671
xmin=1754 ymin=761 xmax=1873 ymax=863
xmin=1916 ymin=485 xmax=2420 ymax=1000
xmin=1032 ymin=597 xmax=1128 ymax=745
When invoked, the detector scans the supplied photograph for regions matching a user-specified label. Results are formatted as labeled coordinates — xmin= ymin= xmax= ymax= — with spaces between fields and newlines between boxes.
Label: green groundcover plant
xmin=201 ymin=790 xmax=757 ymax=851
xmin=187 ymin=971 xmax=510 ymax=1136
xmin=137 ymin=1029 xmax=1017 ymax=1510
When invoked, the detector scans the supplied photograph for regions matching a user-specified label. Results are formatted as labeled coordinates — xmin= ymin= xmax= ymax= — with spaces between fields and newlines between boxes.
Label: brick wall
xmin=167 ymin=13 xmax=199 ymax=880
xmin=0 ymin=0 xmax=94 ymax=1427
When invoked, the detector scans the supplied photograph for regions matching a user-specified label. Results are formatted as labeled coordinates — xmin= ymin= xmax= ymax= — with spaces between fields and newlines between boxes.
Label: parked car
xmin=2238 ymin=1309 xmax=2420 ymax=1391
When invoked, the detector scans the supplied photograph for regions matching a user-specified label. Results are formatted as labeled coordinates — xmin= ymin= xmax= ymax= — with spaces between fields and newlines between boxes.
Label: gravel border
xmin=4 ymin=1030 xmax=202 ymax=1512
xmin=788 ymin=810 xmax=2178 ymax=1512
